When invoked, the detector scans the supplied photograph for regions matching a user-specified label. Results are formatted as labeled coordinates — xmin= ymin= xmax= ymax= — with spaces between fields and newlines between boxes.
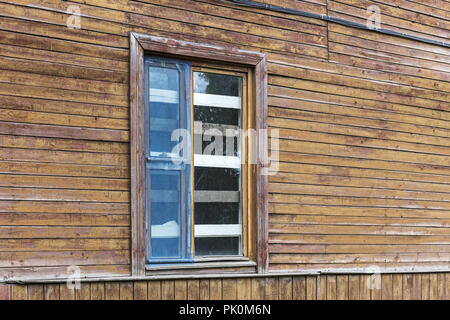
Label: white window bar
xmin=194 ymin=191 xmax=240 ymax=203
xmin=194 ymin=224 xmax=242 ymax=237
xmin=194 ymin=93 xmax=241 ymax=109
xmin=194 ymin=155 xmax=241 ymax=169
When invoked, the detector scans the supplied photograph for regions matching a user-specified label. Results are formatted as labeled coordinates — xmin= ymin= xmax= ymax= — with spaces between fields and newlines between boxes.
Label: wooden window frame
xmin=130 ymin=32 xmax=268 ymax=276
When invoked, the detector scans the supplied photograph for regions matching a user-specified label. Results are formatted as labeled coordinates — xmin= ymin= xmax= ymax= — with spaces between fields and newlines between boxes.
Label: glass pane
xmin=193 ymin=71 xmax=243 ymax=257
xmin=194 ymin=72 xmax=241 ymax=96
xmin=195 ymin=167 xmax=239 ymax=191
xmin=194 ymin=106 xmax=239 ymax=125
xmin=149 ymin=62 xmax=186 ymax=155
xmin=149 ymin=169 xmax=181 ymax=259
xmin=195 ymin=203 xmax=239 ymax=225
xmin=195 ymin=237 xmax=240 ymax=256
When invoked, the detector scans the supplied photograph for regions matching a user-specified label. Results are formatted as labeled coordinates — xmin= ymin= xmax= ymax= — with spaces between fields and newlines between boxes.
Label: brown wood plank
xmin=187 ymin=280 xmax=199 ymax=300
xmin=306 ymin=276 xmax=317 ymax=300
xmin=421 ymin=274 xmax=430 ymax=300
xmin=199 ymin=279 xmax=210 ymax=300
xmin=292 ymin=276 xmax=305 ymax=300
xmin=27 ymin=284 xmax=44 ymax=300
xmin=174 ymin=280 xmax=187 ymax=300
xmin=318 ymin=275 xmax=327 ymax=300
xmin=44 ymin=284 xmax=60 ymax=300
xmin=251 ymin=278 xmax=265 ymax=300
xmin=75 ymin=283 xmax=90 ymax=300
xmin=148 ymin=281 xmax=161 ymax=300
xmin=326 ymin=275 xmax=337 ymax=300
xmin=437 ymin=273 xmax=446 ymax=300
xmin=381 ymin=274 xmax=393 ymax=300
xmin=209 ymin=279 xmax=222 ymax=300
xmin=0 ymin=285 xmax=11 ymax=300
xmin=11 ymin=285 xmax=27 ymax=300
xmin=105 ymin=282 xmax=119 ymax=300
xmin=348 ymin=275 xmax=360 ymax=300
xmin=265 ymin=277 xmax=279 ymax=300
xmin=236 ymin=278 xmax=251 ymax=300
xmin=60 ymin=284 xmax=75 ymax=300
xmin=359 ymin=275 xmax=371 ymax=300
xmin=393 ymin=274 xmax=403 ymax=300
xmin=119 ymin=282 xmax=133 ymax=300
xmin=161 ymin=280 xmax=175 ymax=300
xmin=222 ymin=279 xmax=237 ymax=300
xmin=336 ymin=275 xmax=349 ymax=300
xmin=279 ymin=276 xmax=293 ymax=300
xmin=90 ymin=282 xmax=105 ymax=300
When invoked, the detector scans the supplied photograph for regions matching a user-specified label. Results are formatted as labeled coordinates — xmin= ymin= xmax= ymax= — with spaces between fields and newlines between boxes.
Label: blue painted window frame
xmin=144 ymin=56 xmax=193 ymax=264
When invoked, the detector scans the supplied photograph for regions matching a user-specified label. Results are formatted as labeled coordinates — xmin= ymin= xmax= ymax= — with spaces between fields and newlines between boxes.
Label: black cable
xmin=217 ymin=0 xmax=450 ymax=48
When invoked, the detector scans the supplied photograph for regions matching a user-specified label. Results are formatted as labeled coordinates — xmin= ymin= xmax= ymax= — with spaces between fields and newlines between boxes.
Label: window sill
xmin=145 ymin=259 xmax=257 ymax=274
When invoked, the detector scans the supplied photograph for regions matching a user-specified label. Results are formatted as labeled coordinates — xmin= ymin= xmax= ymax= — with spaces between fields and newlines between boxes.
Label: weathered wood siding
xmin=0 ymin=0 xmax=449 ymax=282
xmin=1 ymin=273 xmax=449 ymax=300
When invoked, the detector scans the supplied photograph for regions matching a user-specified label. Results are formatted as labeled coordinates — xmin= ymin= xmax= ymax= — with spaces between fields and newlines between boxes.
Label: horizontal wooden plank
xmin=0 ymin=213 xmax=129 ymax=226
xmin=0 ymin=174 xmax=129 ymax=191
xmin=269 ymin=182 xmax=450 ymax=202
xmin=269 ymin=52 xmax=450 ymax=94
xmin=0 ymin=95 xmax=128 ymax=119
xmin=0 ymin=161 xmax=129 ymax=179
xmin=269 ymin=222 xmax=450 ymax=236
xmin=270 ymin=253 xmax=450 ymax=264
xmin=0 ymin=29 xmax=128 ymax=61
xmin=0 ymin=121 xmax=128 ymax=142
xmin=0 ymin=134 xmax=128 ymax=153
xmin=269 ymin=95 xmax=450 ymax=133
xmin=277 ymin=151 xmax=450 ymax=177
xmin=270 ymin=213 xmax=450 ymax=228
xmin=269 ymin=62 xmax=450 ymax=103
xmin=269 ymin=262 xmax=450 ymax=272
xmin=270 ymin=193 xmax=450 ymax=210
xmin=269 ymin=243 xmax=450 ymax=254
xmin=0 ymin=68 xmax=127 ymax=95
xmin=0 ymin=264 xmax=130 ymax=281
xmin=0 ymin=147 xmax=129 ymax=166
xmin=0 ymin=55 xmax=127 ymax=83
xmin=274 ymin=161 xmax=450 ymax=186
xmin=275 ymin=139 xmax=450 ymax=167
xmin=269 ymin=203 xmax=450 ymax=219
xmin=0 ymin=250 xmax=130 ymax=267
xmin=273 ymin=127 xmax=450 ymax=157
xmin=0 ymin=83 xmax=127 ymax=107
xmin=269 ymin=117 xmax=450 ymax=150
xmin=0 ymin=201 xmax=129 ymax=214
xmin=270 ymin=171 xmax=450 ymax=194
xmin=269 ymin=234 xmax=450 ymax=245
xmin=0 ymin=226 xmax=129 ymax=239
xmin=0 ymin=239 xmax=129 ymax=252
xmin=0 ymin=187 xmax=129 ymax=202
xmin=270 ymin=76 xmax=450 ymax=113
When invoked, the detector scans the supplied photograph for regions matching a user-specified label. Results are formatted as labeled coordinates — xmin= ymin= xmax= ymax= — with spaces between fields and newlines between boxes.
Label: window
xmin=145 ymin=58 xmax=250 ymax=263
xmin=130 ymin=33 xmax=268 ymax=275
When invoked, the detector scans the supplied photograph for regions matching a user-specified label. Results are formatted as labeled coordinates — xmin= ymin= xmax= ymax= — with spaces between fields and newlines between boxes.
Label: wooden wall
xmin=0 ymin=0 xmax=449 ymax=282
xmin=1 ymin=273 xmax=449 ymax=300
